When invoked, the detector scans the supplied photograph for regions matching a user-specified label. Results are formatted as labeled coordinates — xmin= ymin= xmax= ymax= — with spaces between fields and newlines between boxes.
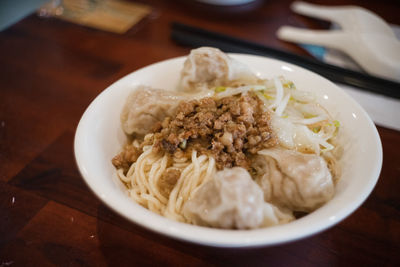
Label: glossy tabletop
xmin=1 ymin=0 xmax=399 ymax=266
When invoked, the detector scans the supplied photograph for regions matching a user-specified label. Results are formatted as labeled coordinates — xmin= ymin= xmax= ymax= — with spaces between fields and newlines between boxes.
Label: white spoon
xmin=277 ymin=1 xmax=400 ymax=82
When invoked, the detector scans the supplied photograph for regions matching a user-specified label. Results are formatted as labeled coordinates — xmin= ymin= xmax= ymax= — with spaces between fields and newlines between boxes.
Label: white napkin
xmin=337 ymin=84 xmax=400 ymax=131
xmin=303 ymin=25 xmax=400 ymax=131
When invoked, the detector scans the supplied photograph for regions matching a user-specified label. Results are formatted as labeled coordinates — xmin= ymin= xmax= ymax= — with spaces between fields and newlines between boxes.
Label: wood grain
xmin=1 ymin=0 xmax=399 ymax=266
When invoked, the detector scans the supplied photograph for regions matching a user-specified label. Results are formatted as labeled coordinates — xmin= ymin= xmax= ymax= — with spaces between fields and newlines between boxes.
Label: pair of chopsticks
xmin=171 ymin=22 xmax=400 ymax=99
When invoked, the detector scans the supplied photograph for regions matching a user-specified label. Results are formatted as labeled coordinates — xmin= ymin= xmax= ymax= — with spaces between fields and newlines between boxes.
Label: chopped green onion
xmin=179 ymin=139 xmax=187 ymax=149
xmin=312 ymin=126 xmax=321 ymax=133
xmin=283 ymin=81 xmax=295 ymax=89
xmin=215 ymin=86 xmax=226 ymax=93
xmin=334 ymin=120 xmax=340 ymax=128
xmin=304 ymin=114 xmax=316 ymax=119
xmin=263 ymin=93 xmax=274 ymax=100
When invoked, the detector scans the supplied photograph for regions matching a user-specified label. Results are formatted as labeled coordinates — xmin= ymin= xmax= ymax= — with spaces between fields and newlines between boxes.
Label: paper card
xmin=56 ymin=0 xmax=152 ymax=34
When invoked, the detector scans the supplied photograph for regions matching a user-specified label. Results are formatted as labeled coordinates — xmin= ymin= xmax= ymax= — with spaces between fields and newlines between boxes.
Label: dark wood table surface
xmin=1 ymin=0 xmax=399 ymax=266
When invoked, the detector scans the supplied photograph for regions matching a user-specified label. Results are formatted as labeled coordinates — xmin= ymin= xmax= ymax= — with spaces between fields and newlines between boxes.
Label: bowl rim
xmin=74 ymin=53 xmax=383 ymax=247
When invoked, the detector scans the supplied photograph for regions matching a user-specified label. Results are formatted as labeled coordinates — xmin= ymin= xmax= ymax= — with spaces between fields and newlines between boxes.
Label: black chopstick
xmin=171 ymin=22 xmax=400 ymax=99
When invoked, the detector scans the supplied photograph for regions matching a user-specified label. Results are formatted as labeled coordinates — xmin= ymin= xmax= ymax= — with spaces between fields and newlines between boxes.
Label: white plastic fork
xmin=277 ymin=1 xmax=400 ymax=82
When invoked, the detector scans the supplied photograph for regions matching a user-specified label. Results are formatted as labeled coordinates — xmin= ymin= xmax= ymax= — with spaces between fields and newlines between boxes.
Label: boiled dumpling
xmin=180 ymin=47 xmax=258 ymax=92
xmin=183 ymin=167 xmax=294 ymax=229
xmin=254 ymin=148 xmax=334 ymax=212
xmin=121 ymin=86 xmax=186 ymax=135
xmin=121 ymin=85 xmax=214 ymax=135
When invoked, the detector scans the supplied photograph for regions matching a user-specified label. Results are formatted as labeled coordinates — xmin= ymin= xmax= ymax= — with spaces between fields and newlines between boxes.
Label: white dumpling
xmin=180 ymin=47 xmax=258 ymax=92
xmin=254 ymin=148 xmax=334 ymax=212
xmin=121 ymin=86 xmax=185 ymax=135
xmin=183 ymin=167 xmax=294 ymax=229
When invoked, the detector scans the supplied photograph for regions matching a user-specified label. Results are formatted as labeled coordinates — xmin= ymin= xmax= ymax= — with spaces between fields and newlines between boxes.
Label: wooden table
xmin=1 ymin=0 xmax=399 ymax=265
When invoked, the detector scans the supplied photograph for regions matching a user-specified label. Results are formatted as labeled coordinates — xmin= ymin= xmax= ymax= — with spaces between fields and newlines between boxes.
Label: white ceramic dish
xmin=74 ymin=54 xmax=382 ymax=247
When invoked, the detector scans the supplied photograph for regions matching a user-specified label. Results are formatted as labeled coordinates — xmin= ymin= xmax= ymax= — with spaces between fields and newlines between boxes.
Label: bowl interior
xmin=74 ymin=54 xmax=382 ymax=247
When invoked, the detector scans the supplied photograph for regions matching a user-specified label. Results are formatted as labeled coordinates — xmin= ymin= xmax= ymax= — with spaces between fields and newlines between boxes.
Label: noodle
xmin=117 ymin=145 xmax=216 ymax=222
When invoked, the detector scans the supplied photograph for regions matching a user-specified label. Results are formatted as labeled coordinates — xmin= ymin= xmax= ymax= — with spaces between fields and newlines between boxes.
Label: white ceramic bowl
xmin=74 ymin=54 xmax=382 ymax=247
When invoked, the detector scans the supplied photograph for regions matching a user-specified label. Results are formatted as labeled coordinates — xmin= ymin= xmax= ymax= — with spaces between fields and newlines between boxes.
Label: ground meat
xmin=113 ymin=91 xmax=277 ymax=171
xmin=112 ymin=144 xmax=142 ymax=173
xmin=153 ymin=91 xmax=277 ymax=170
xmin=162 ymin=139 xmax=177 ymax=153
xmin=158 ymin=168 xmax=181 ymax=197
xmin=214 ymin=112 xmax=231 ymax=130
